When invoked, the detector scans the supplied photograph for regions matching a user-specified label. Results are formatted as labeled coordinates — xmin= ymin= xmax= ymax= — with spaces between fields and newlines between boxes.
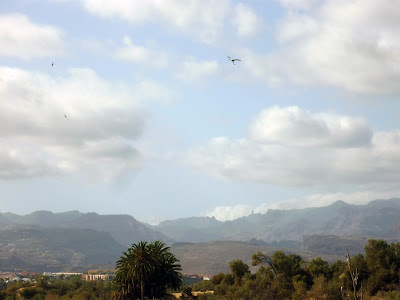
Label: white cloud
xmin=0 ymin=14 xmax=64 ymax=59
xmin=232 ymin=3 xmax=265 ymax=38
xmin=185 ymin=106 xmax=400 ymax=190
xmin=59 ymin=0 xmax=264 ymax=43
xmin=72 ymin=0 xmax=232 ymax=43
xmin=203 ymin=204 xmax=254 ymax=221
xmin=242 ymin=0 xmax=400 ymax=95
xmin=0 ymin=66 xmax=156 ymax=180
xmin=248 ymin=106 xmax=372 ymax=147
xmin=0 ymin=141 xmax=61 ymax=179
xmin=113 ymin=36 xmax=168 ymax=68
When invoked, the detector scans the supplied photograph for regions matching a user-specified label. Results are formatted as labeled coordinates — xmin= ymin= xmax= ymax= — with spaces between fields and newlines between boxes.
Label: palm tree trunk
xmin=141 ymin=278 xmax=144 ymax=300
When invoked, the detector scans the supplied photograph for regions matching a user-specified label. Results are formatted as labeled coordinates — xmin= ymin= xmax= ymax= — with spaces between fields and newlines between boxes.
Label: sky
xmin=1 ymin=0 xmax=400 ymax=224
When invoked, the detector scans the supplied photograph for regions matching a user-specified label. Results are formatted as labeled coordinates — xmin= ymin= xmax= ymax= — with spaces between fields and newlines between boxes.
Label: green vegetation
xmin=0 ymin=275 xmax=112 ymax=300
xmin=2 ymin=239 xmax=400 ymax=299
xmin=112 ymin=241 xmax=182 ymax=300
xmin=188 ymin=239 xmax=400 ymax=300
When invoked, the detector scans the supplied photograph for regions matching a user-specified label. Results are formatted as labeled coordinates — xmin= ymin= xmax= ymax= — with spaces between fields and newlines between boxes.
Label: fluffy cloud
xmin=203 ymin=204 xmax=254 ymax=221
xmin=232 ymin=3 xmax=264 ymax=38
xmin=114 ymin=36 xmax=168 ymax=68
xmin=0 ymin=66 xmax=151 ymax=180
xmin=248 ymin=106 xmax=372 ymax=147
xmin=0 ymin=14 xmax=64 ymax=59
xmin=62 ymin=0 xmax=263 ymax=43
xmin=74 ymin=0 xmax=230 ymax=43
xmin=185 ymin=106 xmax=400 ymax=190
xmin=244 ymin=0 xmax=400 ymax=95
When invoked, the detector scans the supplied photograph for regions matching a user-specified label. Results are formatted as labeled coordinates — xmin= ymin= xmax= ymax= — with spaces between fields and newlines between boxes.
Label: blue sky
xmin=1 ymin=0 xmax=400 ymax=224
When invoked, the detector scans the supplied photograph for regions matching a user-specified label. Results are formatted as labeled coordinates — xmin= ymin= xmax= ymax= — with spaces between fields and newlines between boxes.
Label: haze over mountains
xmin=152 ymin=198 xmax=400 ymax=243
xmin=0 ymin=199 xmax=399 ymax=274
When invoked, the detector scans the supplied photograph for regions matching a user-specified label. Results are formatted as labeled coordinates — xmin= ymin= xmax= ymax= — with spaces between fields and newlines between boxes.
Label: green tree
xmin=181 ymin=286 xmax=196 ymax=300
xmin=229 ymin=259 xmax=250 ymax=284
xmin=221 ymin=273 xmax=234 ymax=286
xmin=272 ymin=251 xmax=309 ymax=283
xmin=343 ymin=252 xmax=368 ymax=298
xmin=307 ymin=257 xmax=330 ymax=280
xmin=252 ymin=251 xmax=277 ymax=275
xmin=113 ymin=240 xmax=182 ymax=300
xmin=148 ymin=241 xmax=182 ymax=298
xmin=328 ymin=260 xmax=346 ymax=279
xmin=365 ymin=239 xmax=400 ymax=295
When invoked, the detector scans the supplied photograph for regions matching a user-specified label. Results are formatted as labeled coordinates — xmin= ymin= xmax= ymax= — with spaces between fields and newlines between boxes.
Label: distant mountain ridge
xmin=0 ymin=227 xmax=124 ymax=273
xmin=153 ymin=198 xmax=400 ymax=243
xmin=0 ymin=210 xmax=171 ymax=247
xmin=0 ymin=198 xmax=399 ymax=273
xmin=0 ymin=210 xmax=173 ymax=272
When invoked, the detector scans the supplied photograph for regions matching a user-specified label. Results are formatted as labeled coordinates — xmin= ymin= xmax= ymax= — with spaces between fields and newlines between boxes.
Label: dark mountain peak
xmin=328 ymin=200 xmax=349 ymax=208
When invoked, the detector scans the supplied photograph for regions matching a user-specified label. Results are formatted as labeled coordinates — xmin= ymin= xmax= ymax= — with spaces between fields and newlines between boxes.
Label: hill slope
xmin=0 ymin=227 xmax=125 ymax=272
xmin=170 ymin=241 xmax=341 ymax=275
xmin=0 ymin=211 xmax=172 ymax=247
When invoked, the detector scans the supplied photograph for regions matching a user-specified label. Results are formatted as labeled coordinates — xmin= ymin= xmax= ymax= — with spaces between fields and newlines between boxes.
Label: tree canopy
xmin=113 ymin=241 xmax=182 ymax=300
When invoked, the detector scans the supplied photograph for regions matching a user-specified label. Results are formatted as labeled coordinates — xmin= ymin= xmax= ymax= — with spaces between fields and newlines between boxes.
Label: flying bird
xmin=228 ymin=56 xmax=241 ymax=65
xmin=64 ymin=114 xmax=67 ymax=118
xmin=52 ymin=62 xmax=54 ymax=67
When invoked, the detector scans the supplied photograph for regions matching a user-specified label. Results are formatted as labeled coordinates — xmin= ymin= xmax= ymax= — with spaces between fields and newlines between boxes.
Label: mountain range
xmin=152 ymin=199 xmax=400 ymax=243
xmin=0 ymin=198 xmax=399 ymax=274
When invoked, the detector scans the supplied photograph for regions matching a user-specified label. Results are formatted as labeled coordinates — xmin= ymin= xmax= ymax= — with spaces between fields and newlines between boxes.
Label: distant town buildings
xmin=0 ymin=271 xmax=35 ymax=283
xmin=84 ymin=269 xmax=115 ymax=281
xmin=42 ymin=272 xmax=83 ymax=278
xmin=0 ymin=270 xmax=115 ymax=282
xmin=42 ymin=270 xmax=115 ymax=281
xmin=183 ymin=273 xmax=213 ymax=280
xmin=82 ymin=273 xmax=114 ymax=281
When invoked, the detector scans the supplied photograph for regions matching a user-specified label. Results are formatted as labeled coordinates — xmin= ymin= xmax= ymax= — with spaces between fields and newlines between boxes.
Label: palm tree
xmin=133 ymin=242 xmax=155 ymax=300
xmin=148 ymin=241 xmax=182 ymax=298
xmin=113 ymin=241 xmax=182 ymax=300
xmin=113 ymin=241 xmax=154 ymax=300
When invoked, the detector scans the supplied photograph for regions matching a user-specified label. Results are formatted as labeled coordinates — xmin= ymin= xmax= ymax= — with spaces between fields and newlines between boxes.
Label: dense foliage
xmin=189 ymin=239 xmax=400 ymax=300
xmin=0 ymin=275 xmax=112 ymax=300
xmin=2 ymin=239 xmax=400 ymax=299
xmin=113 ymin=241 xmax=182 ymax=300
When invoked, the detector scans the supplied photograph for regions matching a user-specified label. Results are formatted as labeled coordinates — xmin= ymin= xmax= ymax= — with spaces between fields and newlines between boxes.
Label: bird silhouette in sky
xmin=52 ymin=62 xmax=54 ymax=67
xmin=228 ymin=56 xmax=241 ymax=65
xmin=64 ymin=114 xmax=67 ymax=118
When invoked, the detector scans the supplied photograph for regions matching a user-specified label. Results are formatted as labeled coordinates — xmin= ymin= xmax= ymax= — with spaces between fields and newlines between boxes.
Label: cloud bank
xmin=242 ymin=0 xmax=400 ymax=95
xmin=186 ymin=106 xmax=400 ymax=190
xmin=62 ymin=0 xmax=264 ymax=43
xmin=0 ymin=14 xmax=64 ymax=59
xmin=0 ymin=67 xmax=149 ymax=180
